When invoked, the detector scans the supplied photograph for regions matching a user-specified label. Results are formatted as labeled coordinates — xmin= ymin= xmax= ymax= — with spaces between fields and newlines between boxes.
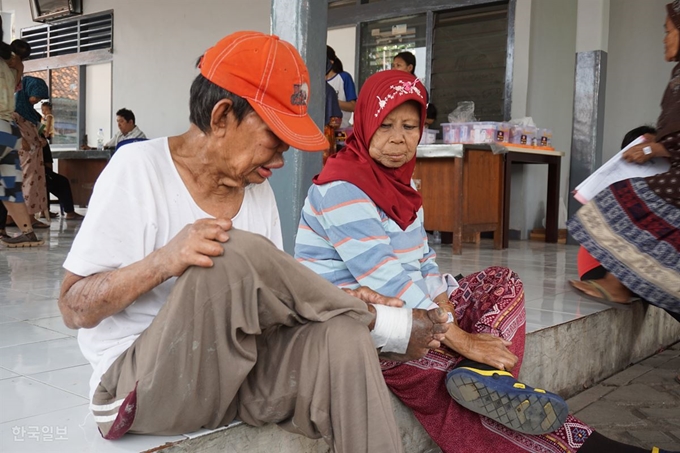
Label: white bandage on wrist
xmin=643 ymin=146 xmax=653 ymax=155
xmin=369 ymin=304 xmax=412 ymax=354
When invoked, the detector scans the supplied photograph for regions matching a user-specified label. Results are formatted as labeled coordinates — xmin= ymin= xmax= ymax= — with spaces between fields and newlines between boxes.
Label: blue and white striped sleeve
xmin=311 ymin=182 xmax=432 ymax=308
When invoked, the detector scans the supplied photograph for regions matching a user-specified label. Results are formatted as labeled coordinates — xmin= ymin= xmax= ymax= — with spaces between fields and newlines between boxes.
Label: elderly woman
xmin=568 ymin=3 xmax=680 ymax=319
xmin=295 ymin=70 xmax=675 ymax=453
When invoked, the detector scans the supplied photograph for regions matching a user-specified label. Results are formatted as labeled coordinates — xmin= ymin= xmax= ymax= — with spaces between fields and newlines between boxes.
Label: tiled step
xmin=155 ymin=304 xmax=680 ymax=453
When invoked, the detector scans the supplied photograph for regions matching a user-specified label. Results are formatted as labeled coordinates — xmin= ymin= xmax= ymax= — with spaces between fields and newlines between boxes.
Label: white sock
xmin=370 ymin=304 xmax=412 ymax=354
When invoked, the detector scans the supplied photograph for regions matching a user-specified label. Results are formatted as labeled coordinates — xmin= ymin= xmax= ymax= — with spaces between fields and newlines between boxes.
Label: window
xmin=25 ymin=67 xmax=79 ymax=146
xmin=358 ymin=14 xmax=427 ymax=88
xmin=21 ymin=11 xmax=113 ymax=148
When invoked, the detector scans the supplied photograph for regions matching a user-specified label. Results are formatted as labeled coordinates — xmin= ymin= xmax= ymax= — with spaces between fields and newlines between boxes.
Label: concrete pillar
xmin=567 ymin=0 xmax=610 ymax=243
xmin=270 ymin=0 xmax=327 ymax=253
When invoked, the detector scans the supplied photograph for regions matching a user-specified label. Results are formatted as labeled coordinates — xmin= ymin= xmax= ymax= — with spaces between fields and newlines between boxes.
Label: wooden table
xmin=503 ymin=147 xmax=564 ymax=248
xmin=413 ymin=144 xmax=564 ymax=254
xmin=52 ymin=150 xmax=113 ymax=207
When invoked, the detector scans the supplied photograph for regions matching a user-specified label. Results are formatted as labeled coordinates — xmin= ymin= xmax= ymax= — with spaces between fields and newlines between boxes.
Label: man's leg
xmin=46 ymin=170 xmax=76 ymax=214
xmin=239 ymin=315 xmax=403 ymax=453
xmin=93 ymin=229 xmax=401 ymax=451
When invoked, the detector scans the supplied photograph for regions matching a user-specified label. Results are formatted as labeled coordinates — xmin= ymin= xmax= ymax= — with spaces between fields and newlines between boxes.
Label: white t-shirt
xmin=63 ymin=138 xmax=283 ymax=399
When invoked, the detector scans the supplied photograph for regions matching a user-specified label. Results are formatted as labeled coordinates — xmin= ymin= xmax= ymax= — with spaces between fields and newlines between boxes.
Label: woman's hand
xmin=343 ymin=286 xmax=404 ymax=307
xmin=622 ymin=142 xmax=669 ymax=164
xmin=444 ymin=328 xmax=518 ymax=371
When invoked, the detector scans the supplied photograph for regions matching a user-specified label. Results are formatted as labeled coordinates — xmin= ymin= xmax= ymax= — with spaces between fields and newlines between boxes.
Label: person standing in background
xmin=326 ymin=45 xmax=357 ymax=129
xmin=0 ymin=17 xmax=44 ymax=247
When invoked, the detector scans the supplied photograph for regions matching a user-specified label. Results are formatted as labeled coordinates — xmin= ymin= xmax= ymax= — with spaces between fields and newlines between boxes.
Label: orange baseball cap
xmin=199 ymin=31 xmax=328 ymax=152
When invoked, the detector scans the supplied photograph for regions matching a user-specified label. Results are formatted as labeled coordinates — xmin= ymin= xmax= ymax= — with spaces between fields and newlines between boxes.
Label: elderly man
xmin=104 ymin=107 xmax=146 ymax=149
xmin=58 ymin=32 xmax=448 ymax=452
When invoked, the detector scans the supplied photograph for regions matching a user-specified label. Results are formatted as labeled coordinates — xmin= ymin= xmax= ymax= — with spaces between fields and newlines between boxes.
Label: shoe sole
xmin=4 ymin=240 xmax=45 ymax=248
xmin=446 ymin=368 xmax=568 ymax=435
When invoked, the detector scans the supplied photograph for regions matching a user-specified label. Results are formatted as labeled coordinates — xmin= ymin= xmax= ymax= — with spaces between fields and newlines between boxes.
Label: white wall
xmin=4 ymin=0 xmax=272 ymax=140
xmin=327 ymin=26 xmax=356 ymax=81
xmin=524 ymin=0 xmax=576 ymax=232
xmin=602 ymin=0 xmax=669 ymax=160
xmin=85 ymin=62 xmax=111 ymax=147
xmin=508 ymin=0 xmax=577 ymax=236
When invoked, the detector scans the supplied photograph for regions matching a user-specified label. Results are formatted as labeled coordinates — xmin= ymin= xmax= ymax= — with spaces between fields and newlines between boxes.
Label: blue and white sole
xmin=446 ymin=367 xmax=569 ymax=435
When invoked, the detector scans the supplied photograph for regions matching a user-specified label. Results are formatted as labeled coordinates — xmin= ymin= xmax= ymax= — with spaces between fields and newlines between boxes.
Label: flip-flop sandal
xmin=568 ymin=280 xmax=638 ymax=310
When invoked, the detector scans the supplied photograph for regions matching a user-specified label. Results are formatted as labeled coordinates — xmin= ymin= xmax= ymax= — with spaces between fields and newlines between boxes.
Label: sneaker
xmin=446 ymin=366 xmax=568 ymax=435
xmin=1 ymin=231 xmax=45 ymax=248
xmin=0 ymin=229 xmax=9 ymax=239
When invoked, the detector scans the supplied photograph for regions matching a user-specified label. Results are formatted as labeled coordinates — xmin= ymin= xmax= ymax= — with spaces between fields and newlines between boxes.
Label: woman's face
xmin=368 ymin=101 xmax=421 ymax=169
xmin=665 ymin=15 xmax=679 ymax=62
xmin=391 ymin=57 xmax=414 ymax=74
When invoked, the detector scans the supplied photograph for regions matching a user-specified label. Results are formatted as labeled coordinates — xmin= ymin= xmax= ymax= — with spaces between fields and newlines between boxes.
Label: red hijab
xmin=313 ymin=70 xmax=427 ymax=230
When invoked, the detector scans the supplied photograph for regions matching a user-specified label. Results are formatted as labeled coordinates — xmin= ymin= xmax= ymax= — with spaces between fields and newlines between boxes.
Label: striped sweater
xmin=294 ymin=180 xmax=446 ymax=309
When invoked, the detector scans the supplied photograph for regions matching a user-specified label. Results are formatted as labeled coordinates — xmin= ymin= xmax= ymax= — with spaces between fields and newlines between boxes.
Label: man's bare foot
xmin=379 ymin=308 xmax=449 ymax=362
xmin=64 ymin=212 xmax=84 ymax=220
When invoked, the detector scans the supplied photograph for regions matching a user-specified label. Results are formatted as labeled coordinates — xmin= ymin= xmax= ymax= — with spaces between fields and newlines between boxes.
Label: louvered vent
xmin=20 ymin=12 xmax=113 ymax=60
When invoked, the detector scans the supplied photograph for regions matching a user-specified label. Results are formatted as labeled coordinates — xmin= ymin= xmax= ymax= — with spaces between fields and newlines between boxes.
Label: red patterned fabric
xmin=381 ymin=266 xmax=593 ymax=453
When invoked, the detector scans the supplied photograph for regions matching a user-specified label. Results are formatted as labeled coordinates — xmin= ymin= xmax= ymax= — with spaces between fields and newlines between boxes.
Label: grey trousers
xmin=92 ymin=229 xmax=403 ymax=453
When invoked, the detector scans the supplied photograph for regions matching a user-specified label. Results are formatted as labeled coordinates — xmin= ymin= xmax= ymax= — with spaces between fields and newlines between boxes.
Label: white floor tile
xmin=27 ymin=317 xmax=77 ymax=338
xmin=0 ymin=322 xmax=68 ymax=348
xmin=0 ymin=300 xmax=63 ymax=321
xmin=0 ymin=377 xmax=87 ymax=424
xmin=27 ymin=365 xmax=93 ymax=399
xmin=0 ymin=404 xmax=186 ymax=453
xmin=0 ymin=367 xmax=19 ymax=381
xmin=0 ymin=338 xmax=88 ymax=375
xmin=0 ymin=315 xmax=19 ymax=324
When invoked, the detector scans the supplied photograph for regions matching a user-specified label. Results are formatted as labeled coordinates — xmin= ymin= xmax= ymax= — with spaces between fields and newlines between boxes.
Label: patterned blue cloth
xmin=0 ymin=122 xmax=24 ymax=202
xmin=568 ymin=178 xmax=680 ymax=314
xmin=15 ymin=76 xmax=48 ymax=125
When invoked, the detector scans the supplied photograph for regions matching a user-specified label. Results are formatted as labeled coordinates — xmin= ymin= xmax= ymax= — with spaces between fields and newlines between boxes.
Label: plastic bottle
xmin=97 ymin=128 xmax=104 ymax=150
xmin=432 ymin=230 xmax=441 ymax=245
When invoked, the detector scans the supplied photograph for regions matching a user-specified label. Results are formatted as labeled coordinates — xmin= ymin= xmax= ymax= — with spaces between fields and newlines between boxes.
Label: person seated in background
xmin=294 ymin=68 xmax=678 ymax=453
xmin=104 ymin=108 xmax=146 ymax=149
xmin=42 ymin=137 xmax=83 ymax=220
xmin=426 ymin=103 xmax=437 ymax=127
xmin=575 ymin=125 xmax=658 ymax=291
xmin=57 ymin=31 xmax=449 ymax=451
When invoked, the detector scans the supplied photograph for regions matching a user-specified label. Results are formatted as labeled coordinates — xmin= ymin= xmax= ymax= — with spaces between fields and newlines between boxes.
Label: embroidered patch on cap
xmin=291 ymin=83 xmax=309 ymax=106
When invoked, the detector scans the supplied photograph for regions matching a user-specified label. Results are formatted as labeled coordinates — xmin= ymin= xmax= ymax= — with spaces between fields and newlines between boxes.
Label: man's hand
xmin=153 ymin=218 xmax=232 ymax=279
xmin=453 ymin=331 xmax=518 ymax=371
xmin=342 ymin=286 xmax=404 ymax=307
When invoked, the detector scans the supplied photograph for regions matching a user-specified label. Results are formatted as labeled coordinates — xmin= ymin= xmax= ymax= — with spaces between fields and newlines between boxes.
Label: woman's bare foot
xmin=379 ymin=308 xmax=449 ymax=362
xmin=570 ymin=272 xmax=635 ymax=304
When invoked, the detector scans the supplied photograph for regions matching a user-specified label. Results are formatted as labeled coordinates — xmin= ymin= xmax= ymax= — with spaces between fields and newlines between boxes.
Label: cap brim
xmin=249 ymin=101 xmax=329 ymax=152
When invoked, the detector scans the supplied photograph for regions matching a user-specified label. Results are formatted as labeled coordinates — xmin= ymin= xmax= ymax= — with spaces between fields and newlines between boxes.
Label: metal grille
xmin=20 ymin=12 xmax=113 ymax=60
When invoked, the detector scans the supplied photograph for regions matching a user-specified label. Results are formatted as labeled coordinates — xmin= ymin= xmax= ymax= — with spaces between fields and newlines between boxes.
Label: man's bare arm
xmin=59 ymin=218 xmax=232 ymax=329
